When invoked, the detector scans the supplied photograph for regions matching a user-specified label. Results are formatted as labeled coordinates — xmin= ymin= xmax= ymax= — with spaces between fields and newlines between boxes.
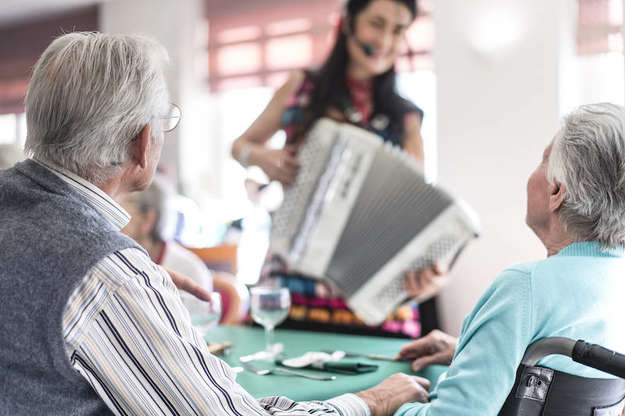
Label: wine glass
xmin=250 ymin=287 xmax=290 ymax=358
xmin=183 ymin=291 xmax=222 ymax=336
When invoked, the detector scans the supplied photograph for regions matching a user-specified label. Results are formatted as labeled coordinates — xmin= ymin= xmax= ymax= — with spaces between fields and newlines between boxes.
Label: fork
xmin=241 ymin=362 xmax=336 ymax=381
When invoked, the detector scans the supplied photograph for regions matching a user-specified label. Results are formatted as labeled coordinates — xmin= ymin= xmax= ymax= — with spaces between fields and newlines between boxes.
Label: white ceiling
xmin=0 ymin=0 xmax=102 ymax=26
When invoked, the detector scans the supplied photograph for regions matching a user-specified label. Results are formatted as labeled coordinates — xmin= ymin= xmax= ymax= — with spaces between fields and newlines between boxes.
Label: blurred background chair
xmin=185 ymin=245 xmax=249 ymax=325
xmin=186 ymin=244 xmax=238 ymax=275
xmin=212 ymin=271 xmax=249 ymax=325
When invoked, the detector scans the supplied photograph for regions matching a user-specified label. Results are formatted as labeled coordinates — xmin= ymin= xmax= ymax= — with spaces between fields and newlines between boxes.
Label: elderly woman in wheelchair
xmin=394 ymin=103 xmax=625 ymax=416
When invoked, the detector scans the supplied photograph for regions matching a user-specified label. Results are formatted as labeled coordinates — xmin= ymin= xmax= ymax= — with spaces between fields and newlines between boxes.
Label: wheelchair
xmin=499 ymin=337 xmax=625 ymax=415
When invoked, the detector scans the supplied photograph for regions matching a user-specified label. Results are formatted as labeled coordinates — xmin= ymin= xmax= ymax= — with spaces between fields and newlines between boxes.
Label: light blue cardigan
xmin=396 ymin=242 xmax=625 ymax=416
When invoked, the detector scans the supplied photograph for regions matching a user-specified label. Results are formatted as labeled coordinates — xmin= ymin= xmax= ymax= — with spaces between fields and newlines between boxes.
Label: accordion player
xmin=270 ymin=118 xmax=480 ymax=326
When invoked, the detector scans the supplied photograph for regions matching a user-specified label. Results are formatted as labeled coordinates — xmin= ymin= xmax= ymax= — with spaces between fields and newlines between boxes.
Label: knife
xmin=323 ymin=350 xmax=397 ymax=361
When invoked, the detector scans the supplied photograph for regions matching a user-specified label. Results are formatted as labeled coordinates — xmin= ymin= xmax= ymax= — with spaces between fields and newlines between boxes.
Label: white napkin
xmin=281 ymin=351 xmax=345 ymax=369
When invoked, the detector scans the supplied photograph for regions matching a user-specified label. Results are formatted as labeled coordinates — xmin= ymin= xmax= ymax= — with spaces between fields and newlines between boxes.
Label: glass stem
xmin=264 ymin=326 xmax=274 ymax=352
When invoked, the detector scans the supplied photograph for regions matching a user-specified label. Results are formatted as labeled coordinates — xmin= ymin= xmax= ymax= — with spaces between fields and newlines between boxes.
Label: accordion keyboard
xmin=270 ymin=120 xmax=338 ymax=255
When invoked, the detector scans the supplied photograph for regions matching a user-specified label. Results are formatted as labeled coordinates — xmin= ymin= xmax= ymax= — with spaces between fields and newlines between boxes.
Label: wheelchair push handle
xmin=572 ymin=340 xmax=625 ymax=379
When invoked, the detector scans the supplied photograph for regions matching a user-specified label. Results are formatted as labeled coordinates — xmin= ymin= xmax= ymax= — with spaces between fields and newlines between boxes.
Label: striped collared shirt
xmin=37 ymin=162 xmax=370 ymax=415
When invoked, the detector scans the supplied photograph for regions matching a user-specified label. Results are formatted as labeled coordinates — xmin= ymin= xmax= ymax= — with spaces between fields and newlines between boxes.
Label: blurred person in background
xmin=119 ymin=175 xmax=214 ymax=309
xmin=121 ymin=176 xmax=250 ymax=324
xmin=232 ymin=0 xmax=445 ymax=339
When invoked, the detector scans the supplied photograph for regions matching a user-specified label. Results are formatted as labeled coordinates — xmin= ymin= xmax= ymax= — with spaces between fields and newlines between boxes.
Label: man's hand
xmin=396 ymin=330 xmax=458 ymax=372
xmin=403 ymin=264 xmax=448 ymax=302
xmin=355 ymin=373 xmax=430 ymax=416
xmin=164 ymin=267 xmax=213 ymax=303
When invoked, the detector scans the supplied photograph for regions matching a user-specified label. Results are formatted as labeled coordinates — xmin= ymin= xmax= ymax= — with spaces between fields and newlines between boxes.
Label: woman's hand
xmin=397 ymin=330 xmax=458 ymax=372
xmin=403 ymin=263 xmax=449 ymax=302
xmin=254 ymin=145 xmax=300 ymax=185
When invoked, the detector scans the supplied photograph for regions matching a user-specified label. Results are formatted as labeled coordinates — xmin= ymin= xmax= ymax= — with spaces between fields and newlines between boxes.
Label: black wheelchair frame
xmin=499 ymin=337 xmax=625 ymax=416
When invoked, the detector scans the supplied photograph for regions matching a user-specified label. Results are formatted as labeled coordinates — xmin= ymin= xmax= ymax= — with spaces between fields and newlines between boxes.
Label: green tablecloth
xmin=206 ymin=326 xmax=447 ymax=401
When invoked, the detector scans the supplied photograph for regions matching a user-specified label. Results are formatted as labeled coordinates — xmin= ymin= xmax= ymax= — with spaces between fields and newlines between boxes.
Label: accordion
xmin=270 ymin=118 xmax=480 ymax=325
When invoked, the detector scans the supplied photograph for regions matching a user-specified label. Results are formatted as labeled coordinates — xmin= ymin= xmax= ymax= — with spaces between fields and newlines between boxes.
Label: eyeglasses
xmin=161 ymin=103 xmax=181 ymax=132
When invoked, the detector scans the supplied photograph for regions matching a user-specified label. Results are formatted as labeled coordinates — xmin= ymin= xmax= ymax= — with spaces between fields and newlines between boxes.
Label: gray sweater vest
xmin=0 ymin=160 xmax=139 ymax=415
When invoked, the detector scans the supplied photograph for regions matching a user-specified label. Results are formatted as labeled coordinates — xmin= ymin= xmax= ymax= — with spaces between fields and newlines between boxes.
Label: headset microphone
xmin=344 ymin=16 xmax=376 ymax=57
xmin=356 ymin=39 xmax=375 ymax=57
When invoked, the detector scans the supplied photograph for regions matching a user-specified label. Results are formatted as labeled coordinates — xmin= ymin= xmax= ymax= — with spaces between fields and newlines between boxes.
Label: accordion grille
xmin=326 ymin=144 xmax=453 ymax=297
xmin=270 ymin=127 xmax=336 ymax=243
xmin=375 ymin=235 xmax=458 ymax=305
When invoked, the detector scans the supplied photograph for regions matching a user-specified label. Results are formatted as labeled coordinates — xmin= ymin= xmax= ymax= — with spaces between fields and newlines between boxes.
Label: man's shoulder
xmin=67 ymin=246 xmax=163 ymax=319
xmin=64 ymin=246 xmax=165 ymax=350
xmin=92 ymin=246 xmax=162 ymax=288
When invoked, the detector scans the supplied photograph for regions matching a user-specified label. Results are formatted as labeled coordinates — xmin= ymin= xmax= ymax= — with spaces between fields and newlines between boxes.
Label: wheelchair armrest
xmin=573 ymin=340 xmax=625 ymax=379
xmin=521 ymin=337 xmax=625 ymax=379
xmin=521 ymin=337 xmax=576 ymax=366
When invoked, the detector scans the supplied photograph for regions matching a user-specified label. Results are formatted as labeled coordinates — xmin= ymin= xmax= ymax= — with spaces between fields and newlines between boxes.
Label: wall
xmin=433 ymin=0 xmax=574 ymax=335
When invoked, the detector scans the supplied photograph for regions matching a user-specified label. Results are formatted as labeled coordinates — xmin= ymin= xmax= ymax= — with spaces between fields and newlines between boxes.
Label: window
xmin=564 ymin=0 xmax=624 ymax=111
xmin=207 ymin=0 xmax=434 ymax=91
xmin=0 ymin=113 xmax=26 ymax=147
xmin=578 ymin=0 xmax=623 ymax=55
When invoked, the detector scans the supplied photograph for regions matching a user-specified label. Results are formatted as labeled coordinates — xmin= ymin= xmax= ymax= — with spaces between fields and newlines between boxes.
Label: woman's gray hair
xmin=547 ymin=102 xmax=625 ymax=248
xmin=24 ymin=32 xmax=169 ymax=185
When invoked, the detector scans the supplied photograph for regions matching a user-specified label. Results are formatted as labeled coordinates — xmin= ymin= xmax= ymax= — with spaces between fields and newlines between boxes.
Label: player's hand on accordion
xmin=255 ymin=145 xmax=300 ymax=185
xmin=403 ymin=264 xmax=449 ymax=303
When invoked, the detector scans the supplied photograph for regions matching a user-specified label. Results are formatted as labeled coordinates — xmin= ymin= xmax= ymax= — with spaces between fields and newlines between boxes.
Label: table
xmin=206 ymin=326 xmax=447 ymax=401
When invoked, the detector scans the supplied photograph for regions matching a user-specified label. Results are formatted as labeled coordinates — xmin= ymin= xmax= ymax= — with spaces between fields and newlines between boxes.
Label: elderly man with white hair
xmin=0 ymin=32 xmax=428 ymax=416
xmin=392 ymin=103 xmax=625 ymax=415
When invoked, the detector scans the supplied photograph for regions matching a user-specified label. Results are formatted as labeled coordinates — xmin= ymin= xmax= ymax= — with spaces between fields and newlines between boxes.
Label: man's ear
xmin=130 ymin=124 xmax=152 ymax=169
xmin=549 ymin=181 xmax=566 ymax=212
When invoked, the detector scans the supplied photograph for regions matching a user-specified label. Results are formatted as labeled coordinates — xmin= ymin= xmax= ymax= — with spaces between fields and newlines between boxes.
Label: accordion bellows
xmin=270 ymin=118 xmax=480 ymax=325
